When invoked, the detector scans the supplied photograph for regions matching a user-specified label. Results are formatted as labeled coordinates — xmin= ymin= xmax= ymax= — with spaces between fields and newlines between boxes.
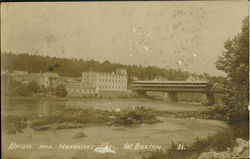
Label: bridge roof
xmin=133 ymin=80 xmax=210 ymax=84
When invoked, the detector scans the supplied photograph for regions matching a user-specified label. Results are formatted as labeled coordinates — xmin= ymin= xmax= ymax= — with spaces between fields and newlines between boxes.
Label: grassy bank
xmin=140 ymin=128 xmax=239 ymax=159
xmin=153 ymin=104 xmax=231 ymax=121
xmin=114 ymin=106 xmax=160 ymax=125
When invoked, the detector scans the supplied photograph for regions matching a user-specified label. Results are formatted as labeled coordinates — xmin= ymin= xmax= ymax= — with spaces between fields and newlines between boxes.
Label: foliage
xmin=229 ymin=111 xmax=249 ymax=140
xmin=141 ymin=128 xmax=237 ymax=159
xmin=16 ymin=84 xmax=31 ymax=96
xmin=1 ymin=74 xmax=36 ymax=96
xmin=27 ymin=80 xmax=39 ymax=93
xmin=215 ymin=17 xmax=249 ymax=141
xmin=1 ymin=52 xmax=204 ymax=82
xmin=31 ymin=107 xmax=113 ymax=129
xmin=114 ymin=106 xmax=160 ymax=125
xmin=199 ymin=104 xmax=230 ymax=121
xmin=3 ymin=116 xmax=28 ymax=134
xmin=215 ymin=16 xmax=249 ymax=112
xmin=30 ymin=106 xmax=160 ymax=130
xmin=55 ymin=85 xmax=68 ymax=97
xmin=1 ymin=74 xmax=20 ymax=95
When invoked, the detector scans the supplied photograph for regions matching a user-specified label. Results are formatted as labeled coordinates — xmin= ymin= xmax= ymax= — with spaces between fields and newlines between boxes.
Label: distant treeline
xmin=1 ymin=52 xmax=223 ymax=82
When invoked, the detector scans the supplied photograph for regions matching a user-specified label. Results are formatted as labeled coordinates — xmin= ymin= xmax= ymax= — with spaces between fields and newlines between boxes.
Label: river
xmin=2 ymin=97 xmax=229 ymax=159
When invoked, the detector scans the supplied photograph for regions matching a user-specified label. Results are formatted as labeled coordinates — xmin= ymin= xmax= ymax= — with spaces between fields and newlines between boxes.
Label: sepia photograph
xmin=1 ymin=1 xmax=249 ymax=159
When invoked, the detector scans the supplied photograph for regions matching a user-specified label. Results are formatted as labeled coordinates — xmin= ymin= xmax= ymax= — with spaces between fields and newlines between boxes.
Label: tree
xmin=27 ymin=81 xmax=39 ymax=93
xmin=16 ymin=84 xmax=31 ymax=96
xmin=55 ymin=85 xmax=68 ymax=97
xmin=1 ymin=52 xmax=199 ymax=81
xmin=215 ymin=17 xmax=249 ymax=112
xmin=1 ymin=74 xmax=23 ymax=96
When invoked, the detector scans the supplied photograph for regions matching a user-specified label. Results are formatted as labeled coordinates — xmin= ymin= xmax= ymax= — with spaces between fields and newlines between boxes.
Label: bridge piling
xmin=168 ymin=92 xmax=179 ymax=102
xmin=201 ymin=93 xmax=215 ymax=105
xmin=135 ymin=90 xmax=147 ymax=97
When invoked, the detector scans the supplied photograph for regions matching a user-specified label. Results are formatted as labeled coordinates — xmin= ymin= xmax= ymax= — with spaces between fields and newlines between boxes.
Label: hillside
xmin=1 ymin=52 xmax=222 ymax=82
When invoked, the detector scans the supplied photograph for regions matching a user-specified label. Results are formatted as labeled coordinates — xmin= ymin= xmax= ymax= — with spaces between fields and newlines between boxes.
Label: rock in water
xmin=198 ymin=149 xmax=231 ymax=159
xmin=73 ymin=132 xmax=87 ymax=139
xmin=198 ymin=150 xmax=215 ymax=159
xmin=232 ymin=138 xmax=249 ymax=156
xmin=198 ymin=138 xmax=249 ymax=159
xmin=236 ymin=138 xmax=248 ymax=148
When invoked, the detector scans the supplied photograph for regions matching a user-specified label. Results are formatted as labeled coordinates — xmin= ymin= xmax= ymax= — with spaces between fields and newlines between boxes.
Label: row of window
xmin=98 ymin=79 xmax=127 ymax=83
xmin=84 ymin=84 xmax=96 ymax=88
xmin=67 ymin=83 xmax=83 ymax=87
xmin=83 ymin=78 xmax=96 ymax=82
xmin=83 ymin=74 xmax=127 ymax=79
xmin=98 ymin=74 xmax=127 ymax=79
xmin=67 ymin=88 xmax=96 ymax=94
xmin=99 ymin=85 xmax=127 ymax=89
xmin=83 ymin=79 xmax=127 ymax=84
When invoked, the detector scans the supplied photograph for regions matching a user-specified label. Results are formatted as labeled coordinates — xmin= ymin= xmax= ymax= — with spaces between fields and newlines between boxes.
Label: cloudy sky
xmin=1 ymin=1 xmax=248 ymax=76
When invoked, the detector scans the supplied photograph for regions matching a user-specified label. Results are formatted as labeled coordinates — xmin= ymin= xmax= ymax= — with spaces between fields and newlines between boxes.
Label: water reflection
xmin=38 ymin=101 xmax=50 ymax=117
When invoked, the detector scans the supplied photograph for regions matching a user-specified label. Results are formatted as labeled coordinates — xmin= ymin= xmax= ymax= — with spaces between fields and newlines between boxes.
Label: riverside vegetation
xmin=4 ymin=106 xmax=161 ymax=133
xmin=3 ymin=103 xmax=235 ymax=134
xmin=3 ymin=103 xmax=247 ymax=134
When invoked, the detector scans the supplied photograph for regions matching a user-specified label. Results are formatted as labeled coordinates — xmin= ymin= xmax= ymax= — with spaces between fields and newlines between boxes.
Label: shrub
xmin=27 ymin=80 xmax=39 ymax=93
xmin=3 ymin=116 xmax=28 ymax=134
xmin=200 ymin=104 xmax=229 ymax=120
xmin=114 ymin=106 xmax=160 ymax=125
xmin=30 ymin=106 xmax=160 ymax=130
xmin=55 ymin=85 xmax=68 ymax=97
xmin=30 ymin=107 xmax=113 ymax=130
xmin=16 ymin=85 xmax=31 ymax=96
xmin=229 ymin=111 xmax=249 ymax=139
xmin=141 ymin=128 xmax=237 ymax=159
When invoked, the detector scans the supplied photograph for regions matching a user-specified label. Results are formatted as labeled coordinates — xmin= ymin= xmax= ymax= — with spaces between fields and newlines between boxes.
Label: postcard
xmin=1 ymin=1 xmax=249 ymax=159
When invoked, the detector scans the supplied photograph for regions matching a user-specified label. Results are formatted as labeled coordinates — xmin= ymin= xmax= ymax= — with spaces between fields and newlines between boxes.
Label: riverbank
xmin=3 ymin=103 xmax=230 ymax=134
xmin=140 ymin=126 xmax=249 ymax=159
xmin=139 ymin=109 xmax=249 ymax=159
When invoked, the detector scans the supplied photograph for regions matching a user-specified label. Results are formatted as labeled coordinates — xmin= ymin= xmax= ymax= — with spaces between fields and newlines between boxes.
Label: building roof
xmin=28 ymin=73 xmax=43 ymax=81
xmin=82 ymin=71 xmax=127 ymax=76
xmin=44 ymin=72 xmax=59 ymax=78
xmin=61 ymin=77 xmax=80 ymax=82
xmin=133 ymin=80 xmax=210 ymax=84
xmin=11 ymin=71 xmax=29 ymax=76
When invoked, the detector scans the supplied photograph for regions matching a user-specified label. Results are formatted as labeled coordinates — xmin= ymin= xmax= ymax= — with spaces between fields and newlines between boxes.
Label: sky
xmin=1 ymin=1 xmax=248 ymax=76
